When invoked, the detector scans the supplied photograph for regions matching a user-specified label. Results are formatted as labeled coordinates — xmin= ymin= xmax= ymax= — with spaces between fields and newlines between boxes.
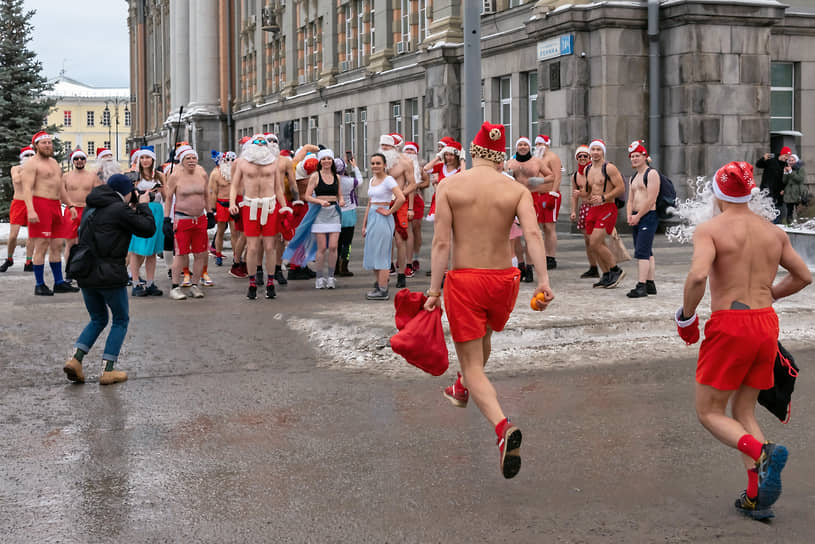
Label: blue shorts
xmin=631 ymin=210 xmax=658 ymax=260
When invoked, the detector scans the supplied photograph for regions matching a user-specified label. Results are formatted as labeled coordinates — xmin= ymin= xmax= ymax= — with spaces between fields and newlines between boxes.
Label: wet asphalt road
xmin=1 ymin=231 xmax=814 ymax=543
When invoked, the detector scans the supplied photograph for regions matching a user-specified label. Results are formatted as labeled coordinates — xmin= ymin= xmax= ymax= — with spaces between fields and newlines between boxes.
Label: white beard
xmin=534 ymin=146 xmax=546 ymax=159
xmin=20 ymin=156 xmax=31 ymax=166
xmin=379 ymin=147 xmax=400 ymax=171
xmin=241 ymin=143 xmax=277 ymax=165
xmin=219 ymin=161 xmax=232 ymax=181
xmin=97 ymin=158 xmax=121 ymax=181
xmin=666 ymin=178 xmax=779 ymax=243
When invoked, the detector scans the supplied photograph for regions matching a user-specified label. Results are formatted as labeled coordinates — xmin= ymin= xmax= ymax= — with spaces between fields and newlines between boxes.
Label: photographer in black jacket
xmin=756 ymin=146 xmax=792 ymax=224
xmin=63 ymin=174 xmax=156 ymax=385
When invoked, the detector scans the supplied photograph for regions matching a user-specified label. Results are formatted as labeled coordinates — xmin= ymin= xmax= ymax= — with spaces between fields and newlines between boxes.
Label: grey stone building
xmin=127 ymin=0 xmax=815 ymax=196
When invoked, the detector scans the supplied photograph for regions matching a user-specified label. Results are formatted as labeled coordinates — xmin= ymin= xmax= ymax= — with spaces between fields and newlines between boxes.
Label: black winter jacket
xmin=77 ymin=185 xmax=156 ymax=289
xmin=755 ymin=155 xmax=786 ymax=202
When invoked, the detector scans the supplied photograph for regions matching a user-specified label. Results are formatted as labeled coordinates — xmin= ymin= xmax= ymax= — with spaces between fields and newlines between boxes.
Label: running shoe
xmin=443 ymin=372 xmax=469 ymax=408
xmin=756 ymin=442 xmax=788 ymax=507
xmin=53 ymin=281 xmax=80 ymax=293
xmin=646 ymin=280 xmax=657 ymax=295
xmin=181 ymin=273 xmax=192 ymax=287
xmin=201 ymin=272 xmax=215 ymax=286
xmin=412 ymin=259 xmax=420 ymax=272
xmin=35 ymin=284 xmax=54 ymax=296
xmin=274 ymin=269 xmax=288 ymax=285
xmin=315 ymin=277 xmax=326 ymax=289
xmin=580 ymin=267 xmax=600 ymax=278
xmin=546 ymin=256 xmax=557 ymax=270
xmin=214 ymin=255 xmax=223 ymax=266
xmin=0 ymin=258 xmax=12 ymax=272
xmin=246 ymin=284 xmax=257 ymax=300
xmin=405 ymin=264 xmax=415 ymax=278
xmin=209 ymin=244 xmax=217 ymax=256
xmin=366 ymin=287 xmax=389 ymax=300
xmin=24 ymin=262 xmax=34 ymax=272
xmin=169 ymin=286 xmax=187 ymax=300
xmin=604 ymin=268 xmax=626 ymax=289
xmin=734 ymin=491 xmax=775 ymax=521
xmin=265 ymin=283 xmax=276 ymax=299
xmin=626 ymin=282 xmax=648 ymax=298
xmin=326 ymin=276 xmax=336 ymax=289
xmin=287 ymin=266 xmax=310 ymax=280
xmin=389 ymin=262 xmax=396 ymax=276
xmin=132 ymin=284 xmax=148 ymax=297
xmin=145 ymin=284 xmax=163 ymax=296
xmin=189 ymin=284 xmax=205 ymax=298
xmin=593 ymin=272 xmax=611 ymax=288
xmin=497 ymin=423 xmax=523 ymax=479
xmin=229 ymin=263 xmax=248 ymax=278
xmin=396 ymin=273 xmax=406 ymax=288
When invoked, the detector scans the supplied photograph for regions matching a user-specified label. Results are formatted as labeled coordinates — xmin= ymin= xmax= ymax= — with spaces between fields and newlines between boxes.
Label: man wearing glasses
xmin=60 ymin=148 xmax=102 ymax=275
xmin=208 ymin=150 xmax=239 ymax=267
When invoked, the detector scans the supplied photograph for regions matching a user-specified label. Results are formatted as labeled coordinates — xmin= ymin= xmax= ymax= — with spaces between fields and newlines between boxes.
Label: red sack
xmin=277 ymin=209 xmax=296 ymax=241
xmin=291 ymin=201 xmax=308 ymax=227
xmin=394 ymin=288 xmax=428 ymax=330
xmin=391 ymin=289 xmax=449 ymax=376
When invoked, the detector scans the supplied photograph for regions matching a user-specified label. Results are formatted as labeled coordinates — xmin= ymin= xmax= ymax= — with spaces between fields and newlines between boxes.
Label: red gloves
xmin=277 ymin=206 xmax=295 ymax=241
xmin=675 ymin=307 xmax=700 ymax=345
xmin=291 ymin=201 xmax=308 ymax=227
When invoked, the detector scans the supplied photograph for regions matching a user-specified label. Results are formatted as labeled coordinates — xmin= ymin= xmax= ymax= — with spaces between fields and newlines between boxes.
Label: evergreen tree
xmin=0 ymin=0 xmax=58 ymax=216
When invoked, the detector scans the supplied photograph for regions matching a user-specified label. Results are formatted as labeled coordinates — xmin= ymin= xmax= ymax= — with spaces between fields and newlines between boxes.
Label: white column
xmin=188 ymin=3 xmax=198 ymax=108
xmin=189 ymin=0 xmax=220 ymax=114
xmin=169 ymin=0 xmax=189 ymax=118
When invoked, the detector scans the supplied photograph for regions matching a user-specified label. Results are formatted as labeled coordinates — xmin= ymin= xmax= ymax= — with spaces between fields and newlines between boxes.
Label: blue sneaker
xmin=756 ymin=442 xmax=788 ymax=508
xmin=215 ymin=255 xmax=223 ymax=266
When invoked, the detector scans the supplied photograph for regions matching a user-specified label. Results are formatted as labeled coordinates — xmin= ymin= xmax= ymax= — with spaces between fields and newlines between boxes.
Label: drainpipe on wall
xmin=648 ymin=0 xmax=660 ymax=168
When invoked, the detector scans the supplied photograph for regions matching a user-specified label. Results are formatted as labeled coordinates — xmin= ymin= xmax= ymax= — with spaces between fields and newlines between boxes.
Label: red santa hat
xmin=469 ymin=122 xmax=506 ymax=163
xmin=19 ymin=146 xmax=35 ymax=160
xmin=317 ymin=148 xmax=335 ymax=160
xmin=779 ymin=146 xmax=792 ymax=156
xmin=239 ymin=136 xmax=251 ymax=146
xmin=515 ymin=137 xmax=532 ymax=150
xmin=712 ymin=161 xmax=757 ymax=203
xmin=574 ymin=145 xmax=590 ymax=159
xmin=129 ymin=148 xmax=141 ymax=165
xmin=390 ymin=133 xmax=403 ymax=147
xmin=535 ymin=134 xmax=551 ymax=146
xmin=70 ymin=148 xmax=87 ymax=161
xmin=280 ymin=149 xmax=291 ymax=157
xmin=31 ymin=131 xmax=52 ymax=145
xmin=379 ymin=134 xmax=396 ymax=147
xmin=440 ymin=140 xmax=462 ymax=157
xmin=175 ymin=144 xmax=197 ymax=163
xmin=265 ymin=133 xmax=278 ymax=144
xmin=438 ymin=136 xmax=455 ymax=148
xmin=589 ymin=139 xmax=606 ymax=155
xmin=628 ymin=140 xmax=648 ymax=156
xmin=404 ymin=142 xmax=419 ymax=153
xmin=96 ymin=148 xmax=113 ymax=160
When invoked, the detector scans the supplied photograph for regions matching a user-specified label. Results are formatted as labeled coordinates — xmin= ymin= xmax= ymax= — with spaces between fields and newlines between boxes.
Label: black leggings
xmin=338 ymin=226 xmax=355 ymax=261
xmin=786 ymin=203 xmax=796 ymax=222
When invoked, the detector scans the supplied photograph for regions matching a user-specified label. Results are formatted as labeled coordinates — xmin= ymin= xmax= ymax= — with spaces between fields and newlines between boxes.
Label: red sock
xmin=737 ymin=434 xmax=764 ymax=461
xmin=495 ymin=418 xmax=510 ymax=439
xmin=183 ymin=267 xmax=190 ymax=275
xmin=249 ymin=277 xmax=257 ymax=287
xmin=746 ymin=468 xmax=759 ymax=499
xmin=266 ymin=277 xmax=274 ymax=286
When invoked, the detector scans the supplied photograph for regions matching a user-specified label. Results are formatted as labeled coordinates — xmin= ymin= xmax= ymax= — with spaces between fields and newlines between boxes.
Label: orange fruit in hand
xmin=530 ymin=292 xmax=548 ymax=311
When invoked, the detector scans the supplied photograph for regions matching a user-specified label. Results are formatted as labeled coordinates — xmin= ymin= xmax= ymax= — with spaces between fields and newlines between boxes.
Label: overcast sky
xmin=24 ymin=0 xmax=130 ymax=88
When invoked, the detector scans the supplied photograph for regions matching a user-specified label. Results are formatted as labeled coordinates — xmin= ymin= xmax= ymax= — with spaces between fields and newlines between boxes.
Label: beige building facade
xmin=127 ymin=0 xmax=815 ymax=193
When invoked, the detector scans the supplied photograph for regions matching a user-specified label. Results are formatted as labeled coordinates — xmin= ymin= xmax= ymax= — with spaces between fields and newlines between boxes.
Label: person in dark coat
xmin=755 ymin=146 xmax=792 ymax=223
xmin=63 ymin=174 xmax=156 ymax=385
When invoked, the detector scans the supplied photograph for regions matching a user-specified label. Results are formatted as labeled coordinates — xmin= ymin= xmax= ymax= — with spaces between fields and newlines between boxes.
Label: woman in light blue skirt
xmin=362 ymin=152 xmax=405 ymax=300
xmin=127 ymin=148 xmax=165 ymax=296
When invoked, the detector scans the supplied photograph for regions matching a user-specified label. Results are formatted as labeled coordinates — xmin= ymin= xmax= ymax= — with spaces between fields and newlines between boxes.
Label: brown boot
xmin=63 ymin=357 xmax=85 ymax=383
xmin=100 ymin=369 xmax=128 ymax=385
xmin=339 ymin=258 xmax=354 ymax=277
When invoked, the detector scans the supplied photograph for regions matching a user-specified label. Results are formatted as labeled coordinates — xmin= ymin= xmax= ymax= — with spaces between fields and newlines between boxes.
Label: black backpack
xmin=641 ymin=167 xmax=677 ymax=219
xmin=758 ymin=342 xmax=799 ymax=423
xmin=585 ymin=161 xmax=625 ymax=209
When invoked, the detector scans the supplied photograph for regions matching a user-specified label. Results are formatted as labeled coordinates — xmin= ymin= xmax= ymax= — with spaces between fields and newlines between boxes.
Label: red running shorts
xmin=215 ymin=199 xmax=232 ymax=223
xmin=412 ymin=194 xmax=425 ymax=220
xmin=533 ymin=192 xmax=561 ymax=224
xmin=9 ymin=199 xmax=27 ymax=226
xmin=57 ymin=206 xmax=84 ymax=239
xmin=28 ymin=196 xmax=63 ymax=239
xmin=584 ymin=202 xmax=618 ymax=235
xmin=241 ymin=202 xmax=280 ymax=237
xmin=174 ymin=215 xmax=208 ymax=255
xmin=444 ymin=267 xmax=521 ymax=343
xmin=696 ymin=307 xmax=779 ymax=391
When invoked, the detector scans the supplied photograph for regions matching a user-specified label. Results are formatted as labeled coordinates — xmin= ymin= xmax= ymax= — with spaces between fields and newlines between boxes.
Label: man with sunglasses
xmin=60 ymin=148 xmax=102 ymax=276
xmin=208 ymin=150 xmax=239 ymax=267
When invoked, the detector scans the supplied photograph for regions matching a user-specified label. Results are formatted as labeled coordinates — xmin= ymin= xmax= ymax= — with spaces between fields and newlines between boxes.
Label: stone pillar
xmin=281 ymin=0 xmax=297 ymax=97
xmin=254 ymin=0 xmax=264 ymax=102
xmin=187 ymin=2 xmax=198 ymax=109
xmin=367 ymin=0 xmax=393 ymax=73
xmin=168 ymin=0 xmax=189 ymax=118
xmin=425 ymin=0 xmax=462 ymax=44
xmin=318 ymin=2 xmax=338 ymax=86
xmin=189 ymin=0 xmax=220 ymax=113
xmin=421 ymin=56 xmax=462 ymax=145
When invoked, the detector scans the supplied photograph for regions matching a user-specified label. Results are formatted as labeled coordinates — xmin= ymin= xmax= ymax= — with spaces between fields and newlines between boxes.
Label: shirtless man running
xmin=505 ymin=137 xmax=551 ymax=282
xmin=379 ymin=134 xmax=417 ymax=288
xmin=229 ymin=134 xmax=291 ymax=300
xmin=534 ymin=135 xmax=563 ymax=269
xmin=675 ymin=161 xmax=810 ymax=520
xmin=584 ymin=139 xmax=626 ymax=288
xmin=60 ymin=148 xmax=101 ymax=270
xmin=0 ymin=146 xmax=36 ymax=273
xmin=425 ymin=122 xmax=554 ymax=479
xmin=164 ymin=145 xmax=209 ymax=300
xmin=208 ymin=150 xmax=238 ymax=267
xmin=21 ymin=132 xmax=79 ymax=295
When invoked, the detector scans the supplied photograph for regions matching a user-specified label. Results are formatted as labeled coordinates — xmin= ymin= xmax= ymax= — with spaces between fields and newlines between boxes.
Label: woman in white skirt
xmin=362 ymin=153 xmax=405 ymax=300
xmin=303 ymin=149 xmax=345 ymax=288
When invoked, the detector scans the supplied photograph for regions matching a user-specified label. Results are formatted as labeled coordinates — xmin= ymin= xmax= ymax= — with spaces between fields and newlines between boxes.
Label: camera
xmin=768 ymin=153 xmax=775 ymax=158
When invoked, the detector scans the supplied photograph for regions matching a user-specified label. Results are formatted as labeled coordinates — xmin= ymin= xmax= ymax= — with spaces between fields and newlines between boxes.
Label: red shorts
xmin=28 ymin=196 xmax=64 ymax=239
xmin=215 ymin=199 xmax=232 ymax=223
xmin=577 ymin=202 xmax=590 ymax=231
xmin=174 ymin=215 xmax=209 ymax=255
xmin=57 ymin=206 xmax=84 ymax=239
xmin=412 ymin=194 xmax=425 ymax=220
xmin=233 ymin=196 xmax=244 ymax=232
xmin=395 ymin=202 xmax=409 ymax=240
xmin=444 ymin=268 xmax=521 ymax=343
xmin=9 ymin=199 xmax=27 ymax=226
xmin=241 ymin=202 xmax=280 ymax=237
xmin=584 ymin=202 xmax=618 ymax=235
xmin=532 ymin=192 xmax=561 ymax=223
xmin=696 ymin=307 xmax=779 ymax=391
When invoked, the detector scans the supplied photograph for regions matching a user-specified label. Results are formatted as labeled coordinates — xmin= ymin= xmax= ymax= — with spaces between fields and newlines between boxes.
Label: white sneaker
xmin=315 ymin=277 xmax=326 ymax=289
xmin=189 ymin=284 xmax=205 ymax=298
xmin=201 ymin=272 xmax=215 ymax=286
xmin=170 ymin=286 xmax=187 ymax=300
xmin=326 ymin=277 xmax=336 ymax=289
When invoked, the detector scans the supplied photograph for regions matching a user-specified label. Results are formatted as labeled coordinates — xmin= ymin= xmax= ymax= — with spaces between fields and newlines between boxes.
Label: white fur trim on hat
xmin=97 ymin=149 xmax=113 ymax=160
xmin=20 ymin=148 xmax=35 ymax=160
xmin=317 ymin=149 xmax=335 ymax=160
xmin=574 ymin=145 xmax=590 ymax=159
xmin=404 ymin=143 xmax=418 ymax=153
xmin=380 ymin=134 xmax=396 ymax=147
xmin=515 ymin=137 xmax=531 ymax=149
xmin=535 ymin=135 xmax=551 ymax=146
xmin=712 ymin=177 xmax=758 ymax=204
xmin=70 ymin=149 xmax=87 ymax=161
xmin=589 ymin=139 xmax=606 ymax=154
xmin=176 ymin=146 xmax=198 ymax=162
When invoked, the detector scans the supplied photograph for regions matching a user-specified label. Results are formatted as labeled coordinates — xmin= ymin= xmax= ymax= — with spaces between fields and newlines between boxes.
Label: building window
xmin=87 ymin=111 xmax=95 ymax=127
xmin=345 ymin=4 xmax=352 ymax=68
xmin=360 ymin=107 xmax=368 ymax=167
xmin=63 ymin=110 xmax=72 ymax=127
xmin=87 ymin=141 xmax=96 ymax=156
xmin=419 ymin=0 xmax=430 ymax=41
xmin=292 ymin=120 xmax=300 ymax=149
xmin=309 ymin=115 xmax=318 ymax=143
xmin=499 ymin=76 xmax=512 ymax=157
xmin=407 ymin=98 xmax=419 ymax=144
xmin=102 ymin=109 xmax=111 ymax=127
xmin=124 ymin=109 xmax=131 ymax=127
xmin=104 ymin=140 xmax=111 ymax=150
xmin=63 ymin=141 xmax=72 ymax=154
xmin=770 ymin=62 xmax=794 ymax=132
xmin=527 ymin=71 xmax=538 ymax=139
xmin=343 ymin=109 xmax=356 ymax=161
xmin=509 ymin=0 xmax=524 ymax=8
xmin=370 ymin=4 xmax=375 ymax=54
xmin=400 ymin=0 xmax=410 ymax=46
xmin=391 ymin=101 xmax=402 ymax=135
xmin=357 ymin=0 xmax=365 ymax=67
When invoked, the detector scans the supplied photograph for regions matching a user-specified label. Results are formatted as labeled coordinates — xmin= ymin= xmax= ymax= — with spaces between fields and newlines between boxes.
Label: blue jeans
xmin=75 ymin=287 xmax=130 ymax=362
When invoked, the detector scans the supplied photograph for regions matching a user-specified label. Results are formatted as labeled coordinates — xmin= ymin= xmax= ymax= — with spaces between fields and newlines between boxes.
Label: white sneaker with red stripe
xmin=443 ymin=372 xmax=469 ymax=408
